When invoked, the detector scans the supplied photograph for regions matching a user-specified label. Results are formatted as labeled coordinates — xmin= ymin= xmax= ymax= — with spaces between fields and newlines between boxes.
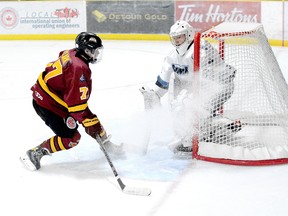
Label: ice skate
xmin=20 ymin=146 xmax=50 ymax=171
xmin=173 ymin=143 xmax=192 ymax=159
xmin=168 ymin=139 xmax=192 ymax=159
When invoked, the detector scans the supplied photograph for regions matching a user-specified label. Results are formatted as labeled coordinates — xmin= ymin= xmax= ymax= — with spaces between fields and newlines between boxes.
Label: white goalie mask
xmin=170 ymin=21 xmax=195 ymax=56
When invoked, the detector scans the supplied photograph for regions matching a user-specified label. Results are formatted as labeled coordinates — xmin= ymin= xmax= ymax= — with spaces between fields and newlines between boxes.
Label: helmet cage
xmin=85 ymin=46 xmax=103 ymax=64
xmin=170 ymin=33 xmax=187 ymax=48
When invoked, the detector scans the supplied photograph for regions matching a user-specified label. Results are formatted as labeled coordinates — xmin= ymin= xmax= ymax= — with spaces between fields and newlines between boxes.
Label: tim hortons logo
xmin=0 ymin=7 xmax=19 ymax=29
xmin=178 ymin=4 xmax=258 ymax=23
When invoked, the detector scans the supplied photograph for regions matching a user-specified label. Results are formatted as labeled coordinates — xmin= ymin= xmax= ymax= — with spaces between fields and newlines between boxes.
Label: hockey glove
xmin=82 ymin=116 xmax=106 ymax=139
xmin=139 ymin=86 xmax=161 ymax=110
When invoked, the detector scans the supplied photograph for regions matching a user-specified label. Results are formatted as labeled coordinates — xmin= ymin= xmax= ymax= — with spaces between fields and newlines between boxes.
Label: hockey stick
xmin=96 ymin=135 xmax=152 ymax=196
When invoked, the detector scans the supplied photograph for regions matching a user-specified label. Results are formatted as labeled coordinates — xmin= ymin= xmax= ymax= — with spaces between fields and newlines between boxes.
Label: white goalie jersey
xmin=155 ymin=39 xmax=236 ymax=118
xmin=153 ymin=39 xmax=238 ymax=151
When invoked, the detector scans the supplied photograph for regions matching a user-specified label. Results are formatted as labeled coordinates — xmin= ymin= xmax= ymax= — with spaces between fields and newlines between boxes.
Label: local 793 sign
xmin=175 ymin=1 xmax=261 ymax=33
xmin=0 ymin=1 xmax=85 ymax=34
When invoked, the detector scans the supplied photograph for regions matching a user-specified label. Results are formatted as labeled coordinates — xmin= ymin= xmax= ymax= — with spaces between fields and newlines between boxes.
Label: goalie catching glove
xmin=82 ymin=116 xmax=124 ymax=156
xmin=139 ymin=86 xmax=165 ymax=110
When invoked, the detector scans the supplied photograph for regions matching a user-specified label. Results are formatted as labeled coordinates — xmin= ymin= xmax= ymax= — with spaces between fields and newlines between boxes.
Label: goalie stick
xmin=96 ymin=135 xmax=152 ymax=196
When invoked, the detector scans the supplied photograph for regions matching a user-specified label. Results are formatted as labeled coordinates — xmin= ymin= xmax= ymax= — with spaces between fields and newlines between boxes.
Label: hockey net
xmin=192 ymin=22 xmax=288 ymax=165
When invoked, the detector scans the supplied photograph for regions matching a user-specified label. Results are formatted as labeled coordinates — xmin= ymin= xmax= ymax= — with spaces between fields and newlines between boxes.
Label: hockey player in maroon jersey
xmin=20 ymin=32 xmax=123 ymax=171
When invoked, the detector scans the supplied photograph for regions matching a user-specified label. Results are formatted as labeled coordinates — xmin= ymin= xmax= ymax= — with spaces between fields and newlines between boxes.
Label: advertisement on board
xmin=0 ymin=1 xmax=86 ymax=34
xmin=87 ymin=1 xmax=174 ymax=34
xmin=175 ymin=1 xmax=261 ymax=33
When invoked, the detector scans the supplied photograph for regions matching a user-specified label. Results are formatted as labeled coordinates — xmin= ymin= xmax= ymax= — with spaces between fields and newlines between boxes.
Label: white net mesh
xmin=195 ymin=23 xmax=288 ymax=162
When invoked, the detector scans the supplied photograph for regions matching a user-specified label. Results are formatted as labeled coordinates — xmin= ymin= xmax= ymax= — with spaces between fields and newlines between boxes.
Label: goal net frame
xmin=192 ymin=22 xmax=288 ymax=166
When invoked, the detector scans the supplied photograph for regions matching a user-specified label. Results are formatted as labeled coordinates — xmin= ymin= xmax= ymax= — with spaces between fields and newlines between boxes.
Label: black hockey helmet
xmin=75 ymin=32 xmax=103 ymax=64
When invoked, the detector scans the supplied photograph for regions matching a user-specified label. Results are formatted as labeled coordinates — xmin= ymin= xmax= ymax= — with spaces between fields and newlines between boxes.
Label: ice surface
xmin=1 ymin=40 xmax=288 ymax=216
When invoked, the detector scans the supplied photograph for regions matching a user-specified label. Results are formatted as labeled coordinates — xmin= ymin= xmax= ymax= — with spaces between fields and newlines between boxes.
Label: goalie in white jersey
xmin=140 ymin=20 xmax=240 ymax=157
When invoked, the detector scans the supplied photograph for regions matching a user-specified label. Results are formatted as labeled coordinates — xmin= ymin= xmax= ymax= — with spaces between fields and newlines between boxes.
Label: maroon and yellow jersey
xmin=31 ymin=48 xmax=95 ymax=123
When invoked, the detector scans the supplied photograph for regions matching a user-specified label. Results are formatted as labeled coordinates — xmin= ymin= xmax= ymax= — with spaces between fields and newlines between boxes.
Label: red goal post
xmin=192 ymin=22 xmax=288 ymax=166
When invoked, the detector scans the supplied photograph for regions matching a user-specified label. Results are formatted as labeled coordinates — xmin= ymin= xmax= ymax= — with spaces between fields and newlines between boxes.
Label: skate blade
xmin=173 ymin=152 xmax=192 ymax=160
xmin=19 ymin=154 xmax=37 ymax=171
